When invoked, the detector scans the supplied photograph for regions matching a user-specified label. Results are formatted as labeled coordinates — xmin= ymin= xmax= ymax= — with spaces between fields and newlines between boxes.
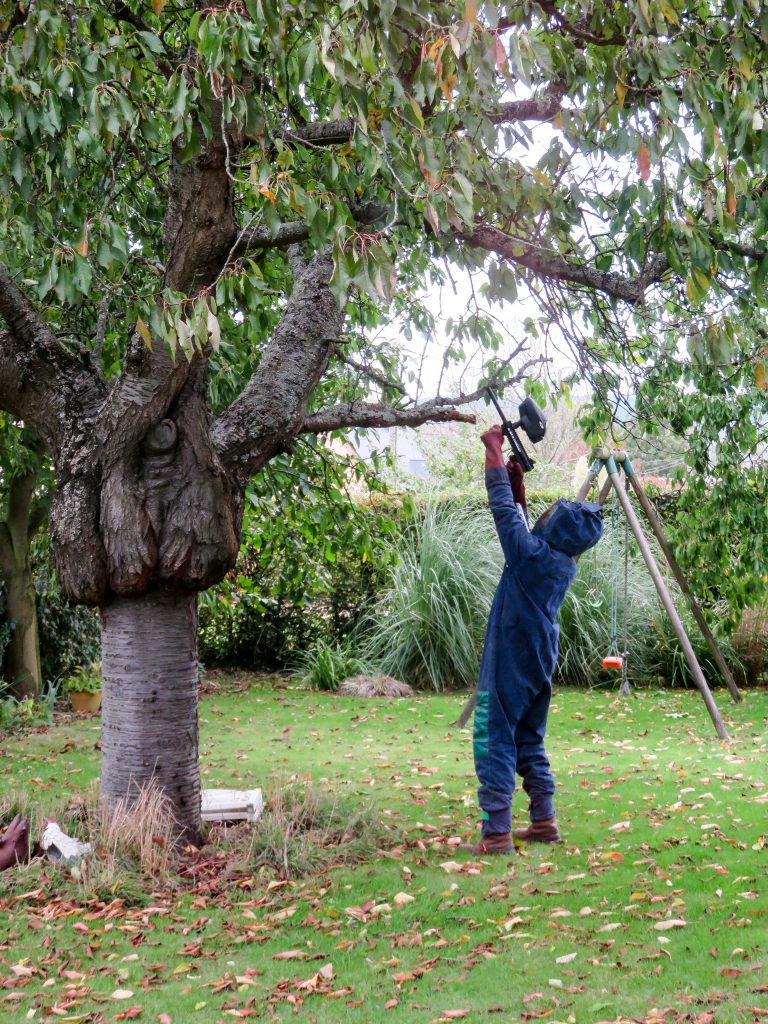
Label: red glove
xmin=481 ymin=425 xmax=505 ymax=469
xmin=507 ymin=458 xmax=527 ymax=510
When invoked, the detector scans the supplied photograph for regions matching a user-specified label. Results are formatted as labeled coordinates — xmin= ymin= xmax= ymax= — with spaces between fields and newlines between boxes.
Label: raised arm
xmin=481 ymin=427 xmax=541 ymax=564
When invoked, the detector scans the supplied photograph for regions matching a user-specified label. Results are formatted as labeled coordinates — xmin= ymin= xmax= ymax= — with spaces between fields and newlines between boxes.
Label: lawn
xmin=1 ymin=675 xmax=767 ymax=1024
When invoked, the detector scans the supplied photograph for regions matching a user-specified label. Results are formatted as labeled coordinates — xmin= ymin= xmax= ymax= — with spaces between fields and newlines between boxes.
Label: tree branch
xmin=0 ymin=263 xmax=57 ymax=348
xmin=527 ymin=2 xmax=627 ymax=47
xmin=487 ymin=80 xmax=567 ymax=125
xmin=282 ymin=85 xmax=568 ymax=151
xmin=462 ymin=225 xmax=670 ymax=303
xmin=332 ymin=348 xmax=407 ymax=395
xmin=212 ymin=249 xmax=346 ymax=484
xmin=0 ymin=265 xmax=107 ymax=459
xmin=301 ymin=398 xmax=476 ymax=434
xmin=231 ymin=201 xmax=389 ymax=257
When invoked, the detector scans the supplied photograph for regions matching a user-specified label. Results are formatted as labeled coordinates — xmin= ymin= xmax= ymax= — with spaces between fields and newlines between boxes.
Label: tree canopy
xmin=3 ymin=0 xmax=768 ymax=828
xmin=2 ymin=1 xmax=767 ymax=612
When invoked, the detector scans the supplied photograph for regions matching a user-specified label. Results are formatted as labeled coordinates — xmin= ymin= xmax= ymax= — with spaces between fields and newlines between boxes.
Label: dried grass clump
xmin=250 ymin=781 xmax=393 ymax=879
xmin=95 ymin=780 xmax=177 ymax=877
xmin=0 ymin=782 xmax=176 ymax=905
xmin=337 ymin=673 xmax=413 ymax=698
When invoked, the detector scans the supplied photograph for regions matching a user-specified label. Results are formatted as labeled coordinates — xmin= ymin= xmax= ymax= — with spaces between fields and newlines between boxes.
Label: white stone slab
xmin=201 ymin=788 xmax=264 ymax=823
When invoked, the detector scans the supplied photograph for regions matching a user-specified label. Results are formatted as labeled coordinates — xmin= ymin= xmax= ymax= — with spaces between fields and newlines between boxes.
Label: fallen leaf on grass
xmin=111 ymin=989 xmax=134 ymax=1000
xmin=272 ymin=950 xmax=307 ymax=960
xmin=598 ymin=851 xmax=623 ymax=864
xmin=653 ymin=919 xmax=686 ymax=930
xmin=434 ymin=1012 xmax=470 ymax=1021
xmin=393 ymin=892 xmax=415 ymax=906
xmin=555 ymin=952 xmax=577 ymax=964
xmin=384 ymin=998 xmax=398 ymax=1010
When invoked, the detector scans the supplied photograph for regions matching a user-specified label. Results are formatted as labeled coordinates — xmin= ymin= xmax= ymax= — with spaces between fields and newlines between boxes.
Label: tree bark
xmin=100 ymin=591 xmax=202 ymax=843
xmin=0 ymin=470 xmax=42 ymax=699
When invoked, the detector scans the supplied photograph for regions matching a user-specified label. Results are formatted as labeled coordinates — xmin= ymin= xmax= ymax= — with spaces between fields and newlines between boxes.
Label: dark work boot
xmin=458 ymin=832 xmax=515 ymax=856
xmin=513 ymin=818 xmax=561 ymax=844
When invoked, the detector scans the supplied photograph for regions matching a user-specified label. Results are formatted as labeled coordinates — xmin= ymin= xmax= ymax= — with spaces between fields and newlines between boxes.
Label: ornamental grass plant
xmin=358 ymin=498 xmax=502 ymax=690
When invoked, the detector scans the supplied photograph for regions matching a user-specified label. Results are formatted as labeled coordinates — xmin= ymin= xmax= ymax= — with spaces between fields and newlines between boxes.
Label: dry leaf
xmin=638 ymin=142 xmax=651 ymax=182
xmin=653 ymin=919 xmax=686 ymax=930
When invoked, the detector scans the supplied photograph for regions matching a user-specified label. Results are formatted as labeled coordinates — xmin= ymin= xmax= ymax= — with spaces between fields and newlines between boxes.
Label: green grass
xmin=1 ymin=673 xmax=768 ymax=1024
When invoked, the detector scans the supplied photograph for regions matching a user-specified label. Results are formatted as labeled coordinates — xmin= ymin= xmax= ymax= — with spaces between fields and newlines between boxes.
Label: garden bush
xmin=357 ymin=498 xmax=503 ymax=690
xmin=33 ymin=538 xmax=100 ymax=689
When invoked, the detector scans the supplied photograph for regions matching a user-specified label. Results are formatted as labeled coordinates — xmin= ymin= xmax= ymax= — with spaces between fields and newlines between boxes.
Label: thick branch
xmin=301 ymin=399 xmax=476 ymax=434
xmin=463 ymin=226 xmax=670 ymax=303
xmin=0 ymin=328 xmax=104 ymax=459
xmin=0 ymin=263 xmax=57 ymax=348
xmin=298 ymin=356 xmax=544 ymax=436
xmin=282 ymin=87 xmax=568 ymax=151
xmin=212 ymin=249 xmax=346 ymax=484
xmin=232 ymin=201 xmax=389 ymax=257
xmin=283 ymin=119 xmax=357 ymax=147
xmin=488 ymin=80 xmax=567 ymax=125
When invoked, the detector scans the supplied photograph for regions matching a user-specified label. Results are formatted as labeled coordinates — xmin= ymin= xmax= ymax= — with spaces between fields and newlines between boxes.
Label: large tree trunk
xmin=101 ymin=591 xmax=202 ymax=843
xmin=0 ymin=470 xmax=42 ymax=699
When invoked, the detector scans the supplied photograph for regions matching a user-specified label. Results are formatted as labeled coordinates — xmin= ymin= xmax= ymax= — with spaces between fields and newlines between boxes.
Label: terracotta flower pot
xmin=68 ymin=690 xmax=102 ymax=713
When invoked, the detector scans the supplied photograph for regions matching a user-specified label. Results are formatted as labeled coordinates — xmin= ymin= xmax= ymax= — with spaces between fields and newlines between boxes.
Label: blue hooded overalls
xmin=474 ymin=467 xmax=604 ymax=836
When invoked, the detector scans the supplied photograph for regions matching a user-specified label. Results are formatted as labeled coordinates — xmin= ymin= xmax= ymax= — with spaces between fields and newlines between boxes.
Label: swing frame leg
xmin=613 ymin=452 xmax=742 ymax=704
xmin=604 ymin=460 xmax=729 ymax=741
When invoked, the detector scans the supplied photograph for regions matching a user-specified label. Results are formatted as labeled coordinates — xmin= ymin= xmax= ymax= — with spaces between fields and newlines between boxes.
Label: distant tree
xmin=2 ymin=0 xmax=767 ymax=834
xmin=0 ymin=421 xmax=48 ymax=698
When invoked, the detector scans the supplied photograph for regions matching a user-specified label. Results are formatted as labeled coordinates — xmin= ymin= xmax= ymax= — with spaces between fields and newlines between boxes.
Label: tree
xmin=0 ymin=420 xmax=48 ymax=699
xmin=2 ymin=0 xmax=768 ymax=835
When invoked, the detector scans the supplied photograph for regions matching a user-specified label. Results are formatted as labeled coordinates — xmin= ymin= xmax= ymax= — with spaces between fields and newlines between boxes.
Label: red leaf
xmin=638 ymin=143 xmax=651 ymax=182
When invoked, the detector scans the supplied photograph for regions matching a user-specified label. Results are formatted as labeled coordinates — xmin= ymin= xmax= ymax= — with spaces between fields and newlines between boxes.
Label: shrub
xmin=33 ymin=541 xmax=100 ymax=688
xmin=198 ymin=539 xmax=386 ymax=670
xmin=292 ymin=637 xmax=371 ymax=691
xmin=0 ymin=693 xmax=57 ymax=735
xmin=358 ymin=498 xmax=502 ymax=690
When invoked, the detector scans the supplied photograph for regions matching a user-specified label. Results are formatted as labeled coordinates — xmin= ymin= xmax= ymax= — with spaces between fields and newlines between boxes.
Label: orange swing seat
xmin=602 ymin=654 xmax=624 ymax=671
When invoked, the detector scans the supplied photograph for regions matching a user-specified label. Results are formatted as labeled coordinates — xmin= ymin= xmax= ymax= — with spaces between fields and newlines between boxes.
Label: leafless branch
xmin=332 ymin=348 xmax=407 ymax=395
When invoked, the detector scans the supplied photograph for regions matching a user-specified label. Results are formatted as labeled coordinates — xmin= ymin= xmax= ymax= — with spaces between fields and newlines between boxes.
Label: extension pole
xmin=603 ymin=456 xmax=729 ymax=740
xmin=453 ymin=467 xmax=615 ymax=730
xmin=614 ymin=452 xmax=742 ymax=705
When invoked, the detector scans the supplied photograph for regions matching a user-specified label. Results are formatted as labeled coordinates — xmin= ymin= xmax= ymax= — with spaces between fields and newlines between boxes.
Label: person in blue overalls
xmin=460 ymin=425 xmax=604 ymax=856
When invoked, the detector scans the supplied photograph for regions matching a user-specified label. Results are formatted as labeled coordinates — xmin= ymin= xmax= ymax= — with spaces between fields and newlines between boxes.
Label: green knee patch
xmin=473 ymin=690 xmax=489 ymax=760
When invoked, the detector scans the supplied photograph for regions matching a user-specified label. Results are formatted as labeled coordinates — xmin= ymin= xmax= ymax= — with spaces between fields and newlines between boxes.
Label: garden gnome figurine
xmin=460 ymin=425 xmax=603 ymax=855
xmin=0 ymin=814 xmax=30 ymax=870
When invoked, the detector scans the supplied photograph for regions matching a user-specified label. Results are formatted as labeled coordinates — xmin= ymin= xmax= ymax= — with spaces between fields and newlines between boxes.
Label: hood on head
xmin=532 ymin=499 xmax=603 ymax=557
